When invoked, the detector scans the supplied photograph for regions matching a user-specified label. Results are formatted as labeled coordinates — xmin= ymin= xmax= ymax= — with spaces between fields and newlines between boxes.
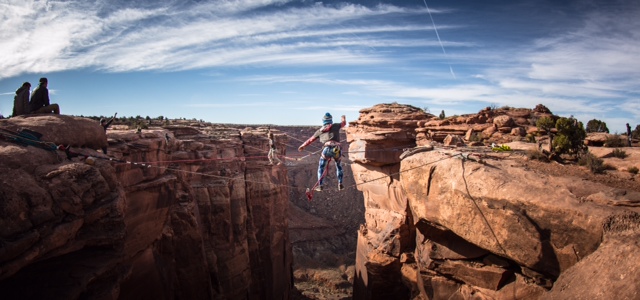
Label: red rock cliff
xmin=0 ymin=115 xmax=292 ymax=299
xmin=347 ymin=103 xmax=640 ymax=299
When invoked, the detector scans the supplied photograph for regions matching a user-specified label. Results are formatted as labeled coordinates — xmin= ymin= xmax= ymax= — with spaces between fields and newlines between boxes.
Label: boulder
xmin=511 ymin=127 xmax=526 ymax=136
xmin=493 ymin=115 xmax=514 ymax=128
xmin=443 ymin=134 xmax=464 ymax=147
xmin=0 ymin=115 xmax=106 ymax=149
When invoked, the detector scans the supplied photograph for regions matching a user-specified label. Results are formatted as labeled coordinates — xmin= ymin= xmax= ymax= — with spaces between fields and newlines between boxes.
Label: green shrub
xmin=553 ymin=117 xmax=586 ymax=155
xmin=585 ymin=119 xmax=609 ymax=133
xmin=578 ymin=152 xmax=605 ymax=174
xmin=610 ymin=148 xmax=627 ymax=159
xmin=628 ymin=166 xmax=639 ymax=174
xmin=536 ymin=117 xmax=555 ymax=133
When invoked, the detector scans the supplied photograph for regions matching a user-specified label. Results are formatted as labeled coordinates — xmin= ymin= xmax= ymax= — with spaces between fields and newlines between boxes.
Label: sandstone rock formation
xmin=347 ymin=103 xmax=640 ymax=299
xmin=416 ymin=105 xmax=556 ymax=146
xmin=0 ymin=116 xmax=292 ymax=299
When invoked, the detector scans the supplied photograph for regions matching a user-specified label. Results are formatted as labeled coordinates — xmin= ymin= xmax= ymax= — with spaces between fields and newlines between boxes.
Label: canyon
xmin=1 ymin=103 xmax=639 ymax=299
xmin=0 ymin=115 xmax=292 ymax=299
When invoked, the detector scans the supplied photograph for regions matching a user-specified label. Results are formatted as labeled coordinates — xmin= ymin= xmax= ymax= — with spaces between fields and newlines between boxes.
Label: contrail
xmin=423 ymin=0 xmax=456 ymax=79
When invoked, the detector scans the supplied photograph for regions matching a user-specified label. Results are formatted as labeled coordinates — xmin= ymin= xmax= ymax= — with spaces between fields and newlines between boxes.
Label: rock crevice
xmin=348 ymin=103 xmax=640 ymax=300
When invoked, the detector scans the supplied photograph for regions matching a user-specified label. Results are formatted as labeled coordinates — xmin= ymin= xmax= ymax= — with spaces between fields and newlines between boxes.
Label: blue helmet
xmin=322 ymin=112 xmax=333 ymax=125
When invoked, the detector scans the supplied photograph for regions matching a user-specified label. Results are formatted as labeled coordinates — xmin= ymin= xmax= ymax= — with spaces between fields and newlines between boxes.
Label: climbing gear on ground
xmin=0 ymin=127 xmax=57 ymax=151
xmin=491 ymin=144 xmax=512 ymax=152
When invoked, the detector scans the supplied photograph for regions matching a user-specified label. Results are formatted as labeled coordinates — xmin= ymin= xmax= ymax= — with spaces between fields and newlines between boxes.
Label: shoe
xmin=338 ymin=183 xmax=344 ymax=191
xmin=314 ymin=185 xmax=323 ymax=192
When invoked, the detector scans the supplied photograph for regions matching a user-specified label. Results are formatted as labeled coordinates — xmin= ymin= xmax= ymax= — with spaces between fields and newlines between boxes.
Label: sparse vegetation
xmin=439 ymin=110 xmax=446 ymax=119
xmin=604 ymin=134 xmax=626 ymax=147
xmin=629 ymin=166 xmax=639 ymax=174
xmin=578 ymin=152 xmax=605 ymax=174
xmin=610 ymin=148 xmax=627 ymax=159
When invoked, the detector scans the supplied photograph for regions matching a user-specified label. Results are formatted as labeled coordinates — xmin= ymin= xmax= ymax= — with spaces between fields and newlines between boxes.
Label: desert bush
xmin=604 ymin=134 xmax=626 ymax=147
xmin=553 ymin=117 xmax=587 ymax=156
xmin=536 ymin=117 xmax=555 ymax=133
xmin=526 ymin=150 xmax=549 ymax=162
xmin=628 ymin=166 xmax=639 ymax=174
xmin=585 ymin=119 xmax=609 ymax=133
xmin=610 ymin=148 xmax=627 ymax=159
xmin=578 ymin=152 xmax=605 ymax=174
xmin=439 ymin=110 xmax=446 ymax=119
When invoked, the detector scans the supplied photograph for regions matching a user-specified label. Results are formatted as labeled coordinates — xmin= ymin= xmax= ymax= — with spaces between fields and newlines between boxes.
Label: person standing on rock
xmin=267 ymin=129 xmax=282 ymax=165
xmin=298 ymin=112 xmax=346 ymax=191
xmin=100 ymin=112 xmax=117 ymax=154
xmin=29 ymin=77 xmax=60 ymax=114
xmin=13 ymin=82 xmax=31 ymax=116
xmin=627 ymin=123 xmax=632 ymax=147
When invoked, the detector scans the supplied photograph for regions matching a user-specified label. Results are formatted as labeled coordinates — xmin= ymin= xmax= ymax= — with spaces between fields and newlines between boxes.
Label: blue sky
xmin=0 ymin=0 xmax=638 ymax=130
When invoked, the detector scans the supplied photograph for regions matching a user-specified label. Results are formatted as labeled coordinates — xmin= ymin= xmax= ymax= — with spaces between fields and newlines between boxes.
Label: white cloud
xmin=0 ymin=1 xmax=433 ymax=78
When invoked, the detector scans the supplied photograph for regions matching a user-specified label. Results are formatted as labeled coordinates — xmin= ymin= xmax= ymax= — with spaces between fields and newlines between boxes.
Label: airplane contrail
xmin=423 ymin=0 xmax=456 ymax=79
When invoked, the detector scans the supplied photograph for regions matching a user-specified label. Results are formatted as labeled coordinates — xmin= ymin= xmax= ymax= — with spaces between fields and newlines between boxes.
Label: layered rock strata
xmin=348 ymin=103 xmax=640 ymax=299
xmin=0 ymin=115 xmax=292 ymax=299
xmin=416 ymin=104 xmax=555 ymax=146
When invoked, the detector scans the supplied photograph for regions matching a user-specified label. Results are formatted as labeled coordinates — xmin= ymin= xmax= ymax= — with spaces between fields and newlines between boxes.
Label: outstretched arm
xmin=106 ymin=112 xmax=118 ymax=126
xmin=298 ymin=136 xmax=317 ymax=151
xmin=298 ymin=127 xmax=325 ymax=151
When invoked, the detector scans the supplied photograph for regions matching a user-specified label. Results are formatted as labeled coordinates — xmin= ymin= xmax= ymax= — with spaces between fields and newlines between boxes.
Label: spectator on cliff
xmin=99 ymin=112 xmax=117 ymax=154
xmin=627 ymin=123 xmax=632 ymax=147
xmin=13 ymin=82 xmax=31 ymax=116
xmin=267 ymin=129 xmax=282 ymax=165
xmin=298 ymin=112 xmax=346 ymax=191
xmin=29 ymin=77 xmax=60 ymax=114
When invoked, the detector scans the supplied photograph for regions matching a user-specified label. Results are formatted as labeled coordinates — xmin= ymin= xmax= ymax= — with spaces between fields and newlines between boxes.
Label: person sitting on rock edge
xmin=298 ymin=112 xmax=346 ymax=191
xmin=100 ymin=112 xmax=117 ymax=154
xmin=29 ymin=77 xmax=60 ymax=114
xmin=13 ymin=82 xmax=31 ymax=117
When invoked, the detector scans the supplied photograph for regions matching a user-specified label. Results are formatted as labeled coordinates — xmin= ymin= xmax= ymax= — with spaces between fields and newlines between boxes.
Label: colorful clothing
xmin=299 ymin=117 xmax=346 ymax=186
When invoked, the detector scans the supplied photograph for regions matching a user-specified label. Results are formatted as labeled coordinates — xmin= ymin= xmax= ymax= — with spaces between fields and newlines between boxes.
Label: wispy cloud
xmin=0 ymin=0 xmax=433 ymax=78
xmin=1 ymin=0 xmax=638 ymax=129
